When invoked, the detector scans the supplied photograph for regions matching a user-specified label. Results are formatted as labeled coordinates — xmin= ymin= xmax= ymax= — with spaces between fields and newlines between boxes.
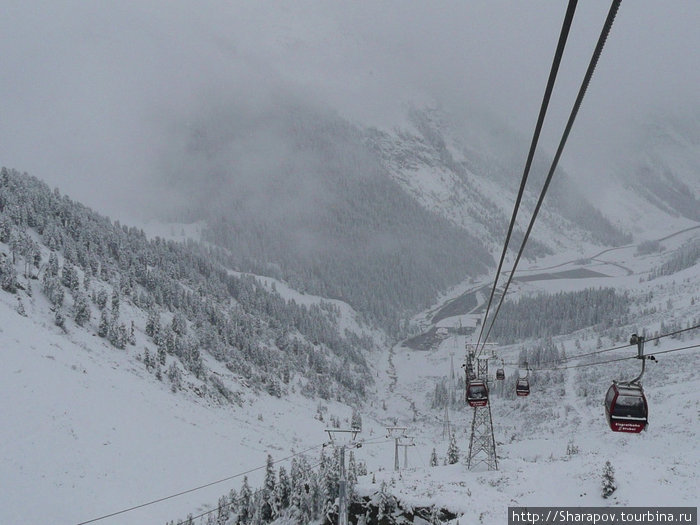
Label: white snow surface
xmin=1 ymin=222 xmax=698 ymax=524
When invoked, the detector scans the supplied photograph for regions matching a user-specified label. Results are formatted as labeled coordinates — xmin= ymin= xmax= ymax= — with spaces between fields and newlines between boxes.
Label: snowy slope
xmin=0 ymin=285 xmax=393 ymax=525
xmin=1 ymin=214 xmax=698 ymax=525
xmin=363 ymin=329 xmax=699 ymax=524
xmin=359 ymin=228 xmax=700 ymax=523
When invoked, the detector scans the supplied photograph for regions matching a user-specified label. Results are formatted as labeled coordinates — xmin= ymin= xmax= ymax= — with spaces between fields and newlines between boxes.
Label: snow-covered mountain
xmin=1 ymin=104 xmax=698 ymax=525
xmin=367 ymin=106 xmax=632 ymax=256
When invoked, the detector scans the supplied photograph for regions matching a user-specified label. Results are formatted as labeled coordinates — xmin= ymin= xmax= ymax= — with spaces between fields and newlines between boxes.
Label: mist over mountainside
xmin=151 ymin=100 xmax=662 ymax=336
xmin=625 ymin=114 xmax=700 ymax=222
xmin=157 ymin=101 xmax=494 ymax=334
xmin=370 ymin=106 xmax=633 ymax=251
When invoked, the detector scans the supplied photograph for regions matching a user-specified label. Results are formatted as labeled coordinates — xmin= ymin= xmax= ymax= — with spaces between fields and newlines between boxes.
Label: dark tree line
xmin=648 ymin=238 xmax=700 ymax=280
xmin=485 ymin=287 xmax=631 ymax=343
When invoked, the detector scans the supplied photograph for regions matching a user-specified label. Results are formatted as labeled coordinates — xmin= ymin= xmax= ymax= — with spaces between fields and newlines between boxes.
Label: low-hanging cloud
xmin=0 ymin=1 xmax=697 ymax=221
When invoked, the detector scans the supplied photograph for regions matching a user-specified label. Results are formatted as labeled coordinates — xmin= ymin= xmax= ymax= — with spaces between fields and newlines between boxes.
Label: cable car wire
xmin=75 ymin=442 xmax=327 ymax=525
xmin=552 ymin=322 xmax=700 ymax=364
xmin=495 ymin=323 xmax=700 ymax=369
xmin=475 ymin=0 xmax=579 ymax=352
xmin=532 ymin=342 xmax=699 ymax=372
xmin=477 ymin=0 xmax=622 ymax=357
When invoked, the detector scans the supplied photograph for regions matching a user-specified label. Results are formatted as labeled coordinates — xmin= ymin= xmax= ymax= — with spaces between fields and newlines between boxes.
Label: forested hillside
xmin=0 ymin=168 xmax=373 ymax=403
xmin=649 ymin=238 xmax=700 ymax=280
xmin=485 ymin=287 xmax=631 ymax=344
xmin=161 ymin=104 xmax=493 ymax=334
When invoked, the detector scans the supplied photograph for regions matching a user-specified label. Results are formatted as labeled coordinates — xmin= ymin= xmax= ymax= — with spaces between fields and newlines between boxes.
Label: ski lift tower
xmin=465 ymin=343 xmax=498 ymax=471
xmin=442 ymin=351 xmax=456 ymax=440
xmin=325 ymin=427 xmax=362 ymax=525
xmin=385 ymin=426 xmax=408 ymax=471
xmin=397 ymin=435 xmax=416 ymax=468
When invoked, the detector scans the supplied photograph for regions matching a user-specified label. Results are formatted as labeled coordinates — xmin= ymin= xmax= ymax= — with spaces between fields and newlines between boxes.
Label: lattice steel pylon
xmin=466 ymin=355 xmax=498 ymax=471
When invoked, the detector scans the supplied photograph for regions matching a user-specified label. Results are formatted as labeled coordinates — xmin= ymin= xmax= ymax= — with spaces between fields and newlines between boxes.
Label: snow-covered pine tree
xmin=54 ymin=308 xmax=66 ymax=332
xmin=275 ymin=465 xmax=291 ymax=515
xmin=446 ymin=436 xmax=460 ymax=465
xmin=215 ymin=494 xmax=229 ymax=525
xmin=16 ymin=296 xmax=27 ymax=316
xmin=167 ymin=362 xmax=181 ymax=392
xmin=261 ymin=454 xmax=276 ymax=522
xmin=430 ymin=505 xmax=442 ymax=525
xmin=95 ymin=288 xmax=108 ymax=310
xmin=601 ymin=461 xmax=616 ymax=498
xmin=351 ymin=408 xmax=363 ymax=430
xmin=42 ymin=273 xmax=64 ymax=308
xmin=376 ymin=481 xmax=397 ymax=524
xmin=73 ymin=292 xmax=90 ymax=326
xmin=348 ymin=450 xmax=358 ymax=501
xmin=128 ymin=321 xmax=136 ymax=346
xmin=238 ymin=476 xmax=253 ymax=525
xmin=98 ymin=308 xmax=109 ymax=338
xmin=1 ymin=256 xmax=18 ymax=293
xmin=111 ymin=289 xmax=120 ymax=319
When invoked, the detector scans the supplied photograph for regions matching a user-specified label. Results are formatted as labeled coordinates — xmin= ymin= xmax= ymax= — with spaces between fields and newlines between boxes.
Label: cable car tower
xmin=325 ymin=427 xmax=361 ymax=525
xmin=443 ymin=350 xmax=456 ymax=440
xmin=465 ymin=344 xmax=498 ymax=471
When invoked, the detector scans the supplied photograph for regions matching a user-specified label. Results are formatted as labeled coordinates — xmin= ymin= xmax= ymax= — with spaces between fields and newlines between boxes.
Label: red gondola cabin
xmin=516 ymin=378 xmax=530 ymax=396
xmin=604 ymin=383 xmax=648 ymax=433
xmin=466 ymin=380 xmax=489 ymax=407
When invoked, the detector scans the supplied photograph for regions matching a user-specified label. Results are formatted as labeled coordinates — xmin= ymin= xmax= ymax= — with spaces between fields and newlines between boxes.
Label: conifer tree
xmin=601 ymin=461 xmax=616 ymax=499
xmin=216 ymin=495 xmax=230 ymax=525
xmin=446 ymin=436 xmax=460 ymax=465
xmin=96 ymin=288 xmax=108 ymax=310
xmin=47 ymin=251 xmax=59 ymax=277
xmin=351 ymin=408 xmax=363 ymax=430
xmin=347 ymin=450 xmax=358 ymax=501
xmin=73 ymin=292 xmax=91 ymax=327
xmin=129 ymin=321 xmax=136 ymax=346
xmin=16 ymin=296 xmax=27 ymax=317
xmin=98 ymin=309 xmax=110 ymax=338
xmin=238 ymin=476 xmax=252 ymax=525
xmin=430 ymin=448 xmax=439 ymax=467
xmin=54 ymin=309 xmax=66 ymax=332
xmin=276 ymin=465 xmax=291 ymax=513
xmin=377 ymin=481 xmax=396 ymax=524
xmin=1 ymin=257 xmax=18 ymax=293
xmin=111 ymin=289 xmax=120 ymax=319
xmin=261 ymin=454 xmax=276 ymax=522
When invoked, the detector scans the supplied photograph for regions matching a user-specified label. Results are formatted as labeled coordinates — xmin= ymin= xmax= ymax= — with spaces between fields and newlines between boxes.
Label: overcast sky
xmin=1 ymin=1 xmax=698 ymax=220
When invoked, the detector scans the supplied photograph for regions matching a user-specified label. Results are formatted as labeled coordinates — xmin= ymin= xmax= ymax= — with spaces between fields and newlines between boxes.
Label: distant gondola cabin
xmin=516 ymin=377 xmax=530 ymax=397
